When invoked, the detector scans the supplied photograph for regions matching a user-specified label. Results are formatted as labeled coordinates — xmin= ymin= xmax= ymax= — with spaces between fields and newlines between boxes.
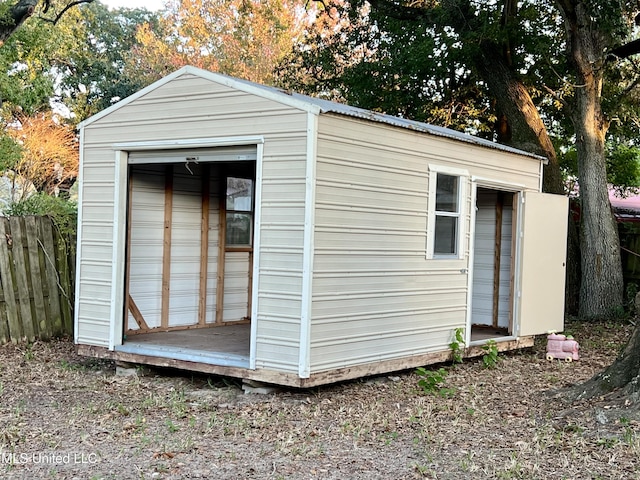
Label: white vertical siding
xmin=254 ymin=138 xmax=307 ymax=371
xmin=222 ymin=251 xmax=250 ymax=321
xmin=74 ymin=128 xmax=86 ymax=344
xmin=168 ymin=165 xmax=203 ymax=326
xmin=127 ymin=165 xmax=165 ymax=330
xmin=309 ymin=114 xmax=540 ymax=373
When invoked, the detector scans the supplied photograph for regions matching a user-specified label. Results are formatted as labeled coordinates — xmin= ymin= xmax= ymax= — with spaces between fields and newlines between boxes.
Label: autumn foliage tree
xmin=126 ymin=0 xmax=309 ymax=85
xmin=5 ymin=113 xmax=78 ymax=197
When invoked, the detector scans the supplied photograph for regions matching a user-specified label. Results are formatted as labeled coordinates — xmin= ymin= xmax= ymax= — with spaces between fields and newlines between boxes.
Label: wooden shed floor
xmin=115 ymin=324 xmax=251 ymax=368
xmin=470 ymin=326 xmax=510 ymax=342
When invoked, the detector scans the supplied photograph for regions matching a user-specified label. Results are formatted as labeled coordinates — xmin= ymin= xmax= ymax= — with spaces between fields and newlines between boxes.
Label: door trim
xmin=467 ymin=180 xmax=523 ymax=346
xmin=110 ymin=137 xmax=263 ymax=358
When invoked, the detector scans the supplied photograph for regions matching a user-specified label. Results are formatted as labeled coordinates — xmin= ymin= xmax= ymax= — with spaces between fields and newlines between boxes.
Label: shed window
xmin=434 ymin=174 xmax=459 ymax=255
xmin=226 ymin=177 xmax=254 ymax=246
xmin=427 ymin=167 xmax=467 ymax=259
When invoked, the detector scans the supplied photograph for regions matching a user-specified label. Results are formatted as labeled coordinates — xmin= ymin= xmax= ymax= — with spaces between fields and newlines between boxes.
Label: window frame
xmin=426 ymin=165 xmax=468 ymax=259
xmin=224 ymin=176 xmax=255 ymax=249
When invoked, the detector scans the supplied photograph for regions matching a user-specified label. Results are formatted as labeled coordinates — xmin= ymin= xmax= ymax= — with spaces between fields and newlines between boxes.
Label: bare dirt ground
xmin=1 ymin=319 xmax=639 ymax=480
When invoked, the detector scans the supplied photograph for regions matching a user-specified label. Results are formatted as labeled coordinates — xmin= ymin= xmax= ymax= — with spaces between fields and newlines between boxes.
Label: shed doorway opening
xmin=470 ymin=187 xmax=516 ymax=342
xmin=118 ymin=151 xmax=256 ymax=368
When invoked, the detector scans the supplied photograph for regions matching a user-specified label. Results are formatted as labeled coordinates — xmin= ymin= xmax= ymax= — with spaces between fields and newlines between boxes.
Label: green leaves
xmin=280 ymin=1 xmax=640 ymax=195
xmin=3 ymin=191 xmax=77 ymax=237
xmin=415 ymin=367 xmax=454 ymax=397
xmin=0 ymin=134 xmax=22 ymax=171
xmin=449 ymin=327 xmax=465 ymax=365
xmin=50 ymin=2 xmax=160 ymax=123
xmin=481 ymin=340 xmax=499 ymax=369
xmin=0 ymin=18 xmax=57 ymax=116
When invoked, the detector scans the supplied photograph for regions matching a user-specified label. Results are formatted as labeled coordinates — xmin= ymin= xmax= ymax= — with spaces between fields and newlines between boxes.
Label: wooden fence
xmin=0 ymin=216 xmax=74 ymax=344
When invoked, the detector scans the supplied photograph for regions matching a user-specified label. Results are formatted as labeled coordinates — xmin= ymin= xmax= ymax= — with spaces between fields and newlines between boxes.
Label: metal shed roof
xmin=235 ymin=78 xmax=543 ymax=161
xmin=81 ymin=66 xmax=545 ymax=162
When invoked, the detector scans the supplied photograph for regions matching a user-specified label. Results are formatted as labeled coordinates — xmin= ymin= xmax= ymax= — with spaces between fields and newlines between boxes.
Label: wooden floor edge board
xmin=76 ymin=344 xmax=304 ymax=387
xmin=76 ymin=336 xmax=536 ymax=389
xmin=299 ymin=336 xmax=535 ymax=387
xmin=465 ymin=336 xmax=535 ymax=358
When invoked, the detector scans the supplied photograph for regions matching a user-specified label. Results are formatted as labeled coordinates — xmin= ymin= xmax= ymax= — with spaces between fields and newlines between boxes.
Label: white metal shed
xmin=75 ymin=66 xmax=568 ymax=387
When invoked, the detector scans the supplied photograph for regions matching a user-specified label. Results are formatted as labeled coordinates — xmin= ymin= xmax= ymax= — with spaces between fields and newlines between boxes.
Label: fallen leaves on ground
xmin=0 ymin=320 xmax=638 ymax=479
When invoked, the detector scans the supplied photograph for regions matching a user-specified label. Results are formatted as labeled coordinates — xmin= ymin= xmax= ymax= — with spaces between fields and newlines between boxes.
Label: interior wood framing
xmin=125 ymin=161 xmax=254 ymax=337
xmin=215 ymin=165 xmax=227 ymax=325
xmin=198 ymin=164 xmax=211 ymax=327
xmin=216 ymin=165 xmax=255 ymax=323
xmin=125 ymin=322 xmax=219 ymax=336
xmin=491 ymin=190 xmax=517 ymax=334
xmin=161 ymin=166 xmax=174 ymax=329
xmin=472 ymin=188 xmax=517 ymax=337
xmin=127 ymin=296 xmax=149 ymax=331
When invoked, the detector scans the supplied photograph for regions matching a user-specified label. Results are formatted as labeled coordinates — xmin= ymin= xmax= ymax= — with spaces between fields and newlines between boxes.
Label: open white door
xmin=518 ymin=192 xmax=568 ymax=336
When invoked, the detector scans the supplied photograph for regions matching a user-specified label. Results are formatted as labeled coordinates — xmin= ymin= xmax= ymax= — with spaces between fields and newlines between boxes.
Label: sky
xmin=100 ymin=0 xmax=167 ymax=11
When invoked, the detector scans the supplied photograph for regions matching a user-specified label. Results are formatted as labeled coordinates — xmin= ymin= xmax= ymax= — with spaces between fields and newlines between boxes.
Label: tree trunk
xmin=573 ymin=105 xmax=623 ymax=317
xmin=472 ymin=39 xmax=582 ymax=312
xmin=473 ymin=42 xmax=564 ymax=194
xmin=570 ymin=322 xmax=640 ymax=402
xmin=557 ymin=1 xmax=624 ymax=318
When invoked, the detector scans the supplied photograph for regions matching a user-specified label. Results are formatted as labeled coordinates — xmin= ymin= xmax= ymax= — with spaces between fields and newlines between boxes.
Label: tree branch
xmin=543 ymin=84 xmax=572 ymax=113
xmin=609 ymin=38 xmax=640 ymax=60
xmin=1 ymin=0 xmax=94 ymax=45
xmin=38 ymin=0 xmax=94 ymax=25
xmin=366 ymin=0 xmax=433 ymax=22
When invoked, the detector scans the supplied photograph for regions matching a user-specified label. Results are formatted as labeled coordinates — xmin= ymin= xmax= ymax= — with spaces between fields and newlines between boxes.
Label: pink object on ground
xmin=546 ymin=333 xmax=580 ymax=361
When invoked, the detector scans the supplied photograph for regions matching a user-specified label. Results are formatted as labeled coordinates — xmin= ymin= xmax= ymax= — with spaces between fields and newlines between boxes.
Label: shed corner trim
xmin=298 ymin=111 xmax=318 ymax=379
